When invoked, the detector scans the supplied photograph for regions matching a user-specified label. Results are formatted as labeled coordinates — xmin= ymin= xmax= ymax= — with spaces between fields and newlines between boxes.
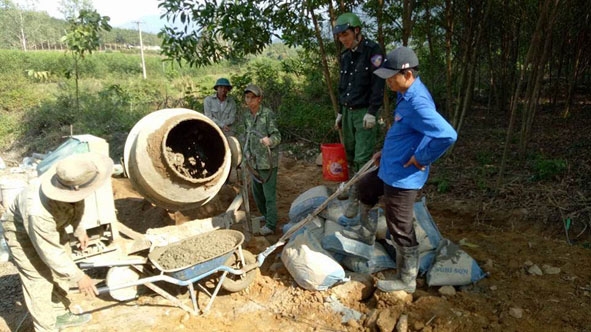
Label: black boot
xmin=341 ymin=203 xmax=376 ymax=245
xmin=377 ymin=244 xmax=419 ymax=293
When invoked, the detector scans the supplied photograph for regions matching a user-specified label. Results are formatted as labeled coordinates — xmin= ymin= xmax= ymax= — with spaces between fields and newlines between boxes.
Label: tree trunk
xmin=402 ymin=0 xmax=414 ymax=46
xmin=309 ymin=5 xmax=342 ymax=143
xmin=519 ymin=0 xmax=560 ymax=156
xmin=444 ymin=0 xmax=454 ymax=119
xmin=496 ymin=0 xmax=558 ymax=188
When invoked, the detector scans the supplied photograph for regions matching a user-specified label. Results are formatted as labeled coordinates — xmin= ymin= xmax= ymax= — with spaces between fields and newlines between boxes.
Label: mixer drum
xmin=123 ymin=108 xmax=233 ymax=211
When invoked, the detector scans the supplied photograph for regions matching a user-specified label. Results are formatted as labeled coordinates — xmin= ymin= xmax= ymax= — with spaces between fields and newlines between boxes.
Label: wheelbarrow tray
xmin=148 ymin=229 xmax=244 ymax=281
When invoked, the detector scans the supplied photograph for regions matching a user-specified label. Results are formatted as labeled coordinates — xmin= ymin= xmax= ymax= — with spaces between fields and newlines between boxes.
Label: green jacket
xmin=243 ymin=106 xmax=281 ymax=170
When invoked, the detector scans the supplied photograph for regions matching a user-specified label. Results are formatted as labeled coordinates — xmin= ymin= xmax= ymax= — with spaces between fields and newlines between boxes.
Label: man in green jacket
xmin=333 ymin=12 xmax=385 ymax=218
xmin=242 ymin=84 xmax=282 ymax=236
xmin=2 ymin=152 xmax=113 ymax=331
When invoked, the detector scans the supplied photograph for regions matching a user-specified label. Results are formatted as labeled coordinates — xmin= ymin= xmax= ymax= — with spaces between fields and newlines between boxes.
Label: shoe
xmin=55 ymin=311 xmax=92 ymax=329
xmin=259 ymin=225 xmax=274 ymax=236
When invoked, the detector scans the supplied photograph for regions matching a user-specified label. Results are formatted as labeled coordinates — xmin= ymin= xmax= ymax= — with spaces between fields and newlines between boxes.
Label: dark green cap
xmin=214 ymin=77 xmax=232 ymax=90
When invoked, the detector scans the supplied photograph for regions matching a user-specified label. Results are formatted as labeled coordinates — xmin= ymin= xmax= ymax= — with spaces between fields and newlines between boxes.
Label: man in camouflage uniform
xmin=333 ymin=12 xmax=385 ymax=218
xmin=242 ymin=84 xmax=282 ymax=236
xmin=2 ymin=152 xmax=113 ymax=331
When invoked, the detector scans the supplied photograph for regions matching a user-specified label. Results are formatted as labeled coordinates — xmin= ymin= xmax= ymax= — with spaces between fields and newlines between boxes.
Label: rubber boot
xmin=377 ymin=244 xmax=419 ymax=293
xmin=341 ymin=203 xmax=376 ymax=245
xmin=344 ymin=184 xmax=359 ymax=218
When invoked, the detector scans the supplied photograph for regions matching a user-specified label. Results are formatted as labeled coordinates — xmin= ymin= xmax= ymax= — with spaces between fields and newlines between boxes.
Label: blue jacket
xmin=378 ymin=77 xmax=457 ymax=189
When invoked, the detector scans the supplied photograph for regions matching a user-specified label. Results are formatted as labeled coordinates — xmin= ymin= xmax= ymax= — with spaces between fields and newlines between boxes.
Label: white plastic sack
xmin=288 ymin=186 xmax=329 ymax=223
xmin=426 ymin=238 xmax=487 ymax=286
xmin=414 ymin=197 xmax=444 ymax=253
xmin=282 ymin=216 xmax=324 ymax=240
xmin=281 ymin=228 xmax=347 ymax=291
xmin=318 ymin=197 xmax=349 ymax=222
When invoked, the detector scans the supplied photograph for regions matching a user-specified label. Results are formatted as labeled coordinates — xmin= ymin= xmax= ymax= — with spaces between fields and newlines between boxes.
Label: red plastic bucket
xmin=321 ymin=143 xmax=349 ymax=182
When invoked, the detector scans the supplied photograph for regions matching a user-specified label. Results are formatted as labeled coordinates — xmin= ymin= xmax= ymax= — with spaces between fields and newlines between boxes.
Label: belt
xmin=343 ymin=104 xmax=368 ymax=110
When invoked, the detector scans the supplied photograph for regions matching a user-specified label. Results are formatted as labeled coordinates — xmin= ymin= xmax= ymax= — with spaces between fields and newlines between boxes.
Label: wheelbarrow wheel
xmin=221 ymin=249 xmax=257 ymax=292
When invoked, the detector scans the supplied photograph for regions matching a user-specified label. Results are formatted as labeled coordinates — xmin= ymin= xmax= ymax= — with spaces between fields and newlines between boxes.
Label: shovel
xmin=255 ymin=159 xmax=378 ymax=266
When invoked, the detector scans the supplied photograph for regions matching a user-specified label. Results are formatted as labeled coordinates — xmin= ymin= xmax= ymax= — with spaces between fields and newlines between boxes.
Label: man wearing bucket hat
xmin=333 ymin=12 xmax=385 ymax=219
xmin=341 ymin=46 xmax=457 ymax=293
xmin=2 ymin=152 xmax=113 ymax=331
xmin=242 ymin=84 xmax=281 ymax=236
xmin=204 ymin=77 xmax=237 ymax=136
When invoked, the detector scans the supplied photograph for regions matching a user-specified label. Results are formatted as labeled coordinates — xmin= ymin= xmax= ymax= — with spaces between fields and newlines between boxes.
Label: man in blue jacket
xmin=342 ymin=46 xmax=457 ymax=293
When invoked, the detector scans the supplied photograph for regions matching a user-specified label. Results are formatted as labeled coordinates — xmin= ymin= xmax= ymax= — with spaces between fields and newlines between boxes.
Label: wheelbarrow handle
xmin=78 ymin=258 xmax=148 ymax=269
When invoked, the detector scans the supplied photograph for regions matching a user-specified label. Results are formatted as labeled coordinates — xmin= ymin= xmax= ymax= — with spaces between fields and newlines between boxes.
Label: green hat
xmin=333 ymin=12 xmax=362 ymax=35
xmin=214 ymin=77 xmax=232 ymax=90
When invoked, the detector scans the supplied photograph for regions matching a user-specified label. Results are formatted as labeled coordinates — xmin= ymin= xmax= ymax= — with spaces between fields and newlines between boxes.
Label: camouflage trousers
xmin=4 ymin=230 xmax=70 ymax=332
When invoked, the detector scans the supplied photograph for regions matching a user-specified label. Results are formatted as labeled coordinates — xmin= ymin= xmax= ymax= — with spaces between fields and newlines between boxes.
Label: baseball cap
xmin=373 ymin=46 xmax=419 ymax=79
xmin=244 ymin=84 xmax=263 ymax=97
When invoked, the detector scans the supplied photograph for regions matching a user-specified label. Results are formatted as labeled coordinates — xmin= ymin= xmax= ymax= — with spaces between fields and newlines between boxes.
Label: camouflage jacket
xmin=243 ymin=106 xmax=281 ymax=170
xmin=3 ymin=179 xmax=86 ymax=282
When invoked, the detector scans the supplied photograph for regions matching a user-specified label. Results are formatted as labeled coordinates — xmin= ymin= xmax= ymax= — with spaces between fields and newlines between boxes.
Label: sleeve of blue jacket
xmin=409 ymin=96 xmax=457 ymax=166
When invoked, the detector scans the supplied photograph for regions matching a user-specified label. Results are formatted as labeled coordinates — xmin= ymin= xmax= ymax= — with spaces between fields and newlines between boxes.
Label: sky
xmin=35 ymin=0 xmax=166 ymax=30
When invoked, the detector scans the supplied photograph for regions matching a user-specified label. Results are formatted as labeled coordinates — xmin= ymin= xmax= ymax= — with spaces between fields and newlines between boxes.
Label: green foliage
xmin=530 ymin=155 xmax=567 ymax=181
xmin=62 ymin=10 xmax=112 ymax=58
xmin=429 ymin=176 xmax=450 ymax=193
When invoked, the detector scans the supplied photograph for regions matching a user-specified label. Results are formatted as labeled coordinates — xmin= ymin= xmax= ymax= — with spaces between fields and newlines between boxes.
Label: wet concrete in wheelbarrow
xmin=151 ymin=231 xmax=240 ymax=271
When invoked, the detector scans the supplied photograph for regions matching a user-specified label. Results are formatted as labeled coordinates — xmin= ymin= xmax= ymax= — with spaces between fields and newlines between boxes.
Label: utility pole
xmin=134 ymin=21 xmax=147 ymax=79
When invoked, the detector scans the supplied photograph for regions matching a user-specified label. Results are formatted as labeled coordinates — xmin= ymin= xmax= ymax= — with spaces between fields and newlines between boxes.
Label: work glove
xmin=363 ymin=113 xmax=376 ymax=129
xmin=334 ymin=113 xmax=343 ymax=130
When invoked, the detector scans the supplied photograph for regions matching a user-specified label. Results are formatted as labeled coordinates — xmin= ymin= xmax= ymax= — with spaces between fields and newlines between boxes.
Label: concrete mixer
xmin=123 ymin=108 xmax=242 ymax=211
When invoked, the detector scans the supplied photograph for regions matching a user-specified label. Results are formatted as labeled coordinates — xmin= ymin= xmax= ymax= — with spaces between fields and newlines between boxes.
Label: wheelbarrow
xmin=80 ymin=229 xmax=258 ymax=315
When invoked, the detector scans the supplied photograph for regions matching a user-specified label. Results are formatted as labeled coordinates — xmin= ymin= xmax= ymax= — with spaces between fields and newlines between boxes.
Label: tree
xmin=0 ymin=0 xmax=40 ymax=51
xmin=58 ymin=0 xmax=93 ymax=20
xmin=61 ymin=9 xmax=111 ymax=112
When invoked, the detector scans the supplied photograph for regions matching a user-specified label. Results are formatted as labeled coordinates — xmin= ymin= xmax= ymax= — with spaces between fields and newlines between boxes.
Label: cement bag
xmin=321 ymin=231 xmax=373 ymax=260
xmin=319 ymin=198 xmax=349 ymax=222
xmin=341 ymin=241 xmax=396 ymax=274
xmin=282 ymin=216 xmax=324 ymax=240
xmin=414 ymin=197 xmax=443 ymax=253
xmin=281 ymin=228 xmax=347 ymax=291
xmin=426 ymin=238 xmax=487 ymax=286
xmin=322 ymin=220 xmax=347 ymax=262
xmin=334 ymin=208 xmax=388 ymax=240
xmin=288 ymin=186 xmax=329 ymax=223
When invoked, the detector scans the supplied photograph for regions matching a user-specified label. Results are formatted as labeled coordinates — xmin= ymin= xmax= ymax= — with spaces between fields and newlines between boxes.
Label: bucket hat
xmin=41 ymin=152 xmax=114 ymax=203
xmin=214 ymin=77 xmax=232 ymax=90
xmin=374 ymin=46 xmax=419 ymax=79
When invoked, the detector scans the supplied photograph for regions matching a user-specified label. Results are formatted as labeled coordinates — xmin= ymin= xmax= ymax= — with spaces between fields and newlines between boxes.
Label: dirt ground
xmin=1 ymin=108 xmax=591 ymax=331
